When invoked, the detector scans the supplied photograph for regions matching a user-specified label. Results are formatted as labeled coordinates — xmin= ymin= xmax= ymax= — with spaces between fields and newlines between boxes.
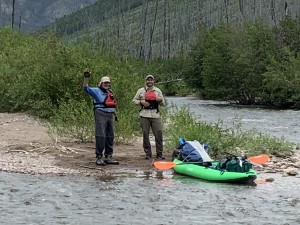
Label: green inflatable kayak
xmin=173 ymin=159 xmax=257 ymax=184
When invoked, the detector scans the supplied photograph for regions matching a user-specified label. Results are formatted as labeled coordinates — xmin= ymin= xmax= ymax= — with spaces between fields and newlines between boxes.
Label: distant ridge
xmin=0 ymin=0 xmax=97 ymax=31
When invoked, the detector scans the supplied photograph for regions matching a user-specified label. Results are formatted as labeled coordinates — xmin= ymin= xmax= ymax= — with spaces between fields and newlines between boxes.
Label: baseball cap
xmin=146 ymin=75 xmax=154 ymax=80
xmin=100 ymin=76 xmax=111 ymax=83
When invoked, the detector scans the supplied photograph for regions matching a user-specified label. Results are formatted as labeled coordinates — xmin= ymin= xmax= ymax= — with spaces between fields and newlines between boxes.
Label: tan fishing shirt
xmin=132 ymin=86 xmax=165 ymax=118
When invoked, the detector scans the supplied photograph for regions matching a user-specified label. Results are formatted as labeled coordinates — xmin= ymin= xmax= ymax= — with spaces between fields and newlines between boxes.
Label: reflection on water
xmin=1 ymin=172 xmax=300 ymax=225
xmin=166 ymin=97 xmax=300 ymax=143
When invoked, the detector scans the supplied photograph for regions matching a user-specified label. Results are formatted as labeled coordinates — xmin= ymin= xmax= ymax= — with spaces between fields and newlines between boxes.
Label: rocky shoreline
xmin=0 ymin=112 xmax=300 ymax=179
xmin=1 ymin=141 xmax=300 ymax=179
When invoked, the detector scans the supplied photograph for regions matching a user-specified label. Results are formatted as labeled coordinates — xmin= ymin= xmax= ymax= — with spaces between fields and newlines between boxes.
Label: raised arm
xmin=83 ymin=69 xmax=91 ymax=87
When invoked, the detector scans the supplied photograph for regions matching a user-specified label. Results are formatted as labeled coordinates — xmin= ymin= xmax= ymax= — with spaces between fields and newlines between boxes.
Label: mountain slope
xmin=50 ymin=0 xmax=300 ymax=59
xmin=0 ymin=0 xmax=97 ymax=31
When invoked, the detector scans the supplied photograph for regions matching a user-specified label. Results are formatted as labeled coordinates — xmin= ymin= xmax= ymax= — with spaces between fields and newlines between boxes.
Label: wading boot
xmin=96 ymin=156 xmax=106 ymax=166
xmin=104 ymin=155 xmax=119 ymax=165
xmin=156 ymin=154 xmax=165 ymax=160
xmin=145 ymin=154 xmax=152 ymax=160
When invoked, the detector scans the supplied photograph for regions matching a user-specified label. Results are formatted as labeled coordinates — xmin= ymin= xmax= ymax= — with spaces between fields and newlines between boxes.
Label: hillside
xmin=0 ymin=0 xmax=97 ymax=31
xmin=50 ymin=0 xmax=300 ymax=59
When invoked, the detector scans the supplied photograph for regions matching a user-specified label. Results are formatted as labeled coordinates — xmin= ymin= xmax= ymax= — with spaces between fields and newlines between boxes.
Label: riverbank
xmin=0 ymin=113 xmax=299 ymax=178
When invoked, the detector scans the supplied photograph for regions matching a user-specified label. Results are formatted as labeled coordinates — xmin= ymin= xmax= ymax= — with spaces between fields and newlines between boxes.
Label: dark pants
xmin=94 ymin=110 xmax=114 ymax=158
xmin=140 ymin=117 xmax=163 ymax=157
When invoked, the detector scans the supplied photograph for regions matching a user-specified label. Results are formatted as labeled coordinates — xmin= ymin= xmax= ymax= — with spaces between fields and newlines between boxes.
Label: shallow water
xmin=1 ymin=172 xmax=300 ymax=225
xmin=1 ymin=97 xmax=300 ymax=224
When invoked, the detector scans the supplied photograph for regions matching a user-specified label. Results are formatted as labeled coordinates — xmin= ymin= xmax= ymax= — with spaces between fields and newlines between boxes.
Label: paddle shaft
xmin=153 ymin=161 xmax=214 ymax=170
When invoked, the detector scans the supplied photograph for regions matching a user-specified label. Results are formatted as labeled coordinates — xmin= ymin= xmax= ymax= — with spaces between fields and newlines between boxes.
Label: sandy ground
xmin=1 ymin=112 xmax=299 ymax=179
xmin=0 ymin=112 xmax=171 ymax=177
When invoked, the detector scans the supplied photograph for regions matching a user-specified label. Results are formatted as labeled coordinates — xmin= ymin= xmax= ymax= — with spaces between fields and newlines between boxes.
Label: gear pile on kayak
xmin=161 ymin=138 xmax=258 ymax=184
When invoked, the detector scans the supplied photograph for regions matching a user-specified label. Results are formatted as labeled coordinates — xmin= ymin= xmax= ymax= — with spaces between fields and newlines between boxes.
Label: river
xmin=1 ymin=97 xmax=300 ymax=225
xmin=166 ymin=96 xmax=300 ymax=144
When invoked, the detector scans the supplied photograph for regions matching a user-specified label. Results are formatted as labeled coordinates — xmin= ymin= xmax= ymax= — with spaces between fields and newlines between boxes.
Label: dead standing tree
xmin=147 ymin=0 xmax=159 ymax=62
xmin=12 ymin=0 xmax=16 ymax=30
xmin=160 ymin=0 xmax=171 ymax=59
xmin=18 ymin=15 xmax=21 ymax=30
xmin=161 ymin=0 xmax=168 ymax=59
xmin=138 ymin=0 xmax=149 ymax=59
xmin=224 ymin=0 xmax=229 ymax=24
xmin=271 ymin=0 xmax=277 ymax=27
xmin=167 ymin=0 xmax=171 ymax=59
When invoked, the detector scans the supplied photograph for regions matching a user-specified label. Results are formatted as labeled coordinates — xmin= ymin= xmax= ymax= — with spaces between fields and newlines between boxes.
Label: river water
xmin=167 ymin=97 xmax=300 ymax=144
xmin=1 ymin=97 xmax=300 ymax=225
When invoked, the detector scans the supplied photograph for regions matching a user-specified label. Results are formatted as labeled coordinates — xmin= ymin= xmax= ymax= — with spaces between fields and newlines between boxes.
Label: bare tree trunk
xmin=224 ymin=0 xmax=229 ymax=23
xmin=119 ymin=0 xmax=127 ymax=49
xmin=239 ymin=0 xmax=245 ymax=23
xmin=117 ymin=0 xmax=121 ymax=39
xmin=259 ymin=0 xmax=262 ymax=18
xmin=147 ymin=0 xmax=159 ymax=62
xmin=208 ymin=0 xmax=211 ymax=27
xmin=18 ymin=15 xmax=21 ymax=30
xmin=12 ymin=0 xmax=16 ymax=30
xmin=197 ymin=0 xmax=203 ymax=31
xmin=271 ymin=0 xmax=276 ymax=26
xmin=138 ymin=0 xmax=149 ymax=59
xmin=167 ymin=0 xmax=171 ymax=59
xmin=162 ymin=0 xmax=168 ymax=59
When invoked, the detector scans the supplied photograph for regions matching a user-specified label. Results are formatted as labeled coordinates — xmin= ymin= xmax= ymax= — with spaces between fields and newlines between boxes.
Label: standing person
xmin=132 ymin=74 xmax=165 ymax=160
xmin=82 ymin=69 xmax=119 ymax=166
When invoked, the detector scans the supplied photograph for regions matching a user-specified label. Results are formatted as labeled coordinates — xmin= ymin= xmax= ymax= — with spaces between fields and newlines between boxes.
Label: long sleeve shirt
xmin=84 ymin=86 xmax=116 ymax=113
xmin=132 ymin=86 xmax=165 ymax=118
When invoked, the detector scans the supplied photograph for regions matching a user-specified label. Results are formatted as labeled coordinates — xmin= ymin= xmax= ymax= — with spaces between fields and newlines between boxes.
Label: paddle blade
xmin=248 ymin=154 xmax=270 ymax=164
xmin=153 ymin=161 xmax=177 ymax=170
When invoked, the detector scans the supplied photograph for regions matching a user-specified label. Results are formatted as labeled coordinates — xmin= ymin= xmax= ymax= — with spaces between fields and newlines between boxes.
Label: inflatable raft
xmin=173 ymin=159 xmax=257 ymax=184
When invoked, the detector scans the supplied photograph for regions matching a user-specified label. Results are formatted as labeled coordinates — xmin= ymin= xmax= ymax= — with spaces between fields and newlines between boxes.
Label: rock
xmin=265 ymin=177 xmax=274 ymax=182
xmin=280 ymin=165 xmax=287 ymax=169
xmin=289 ymin=157 xmax=298 ymax=163
xmin=283 ymin=167 xmax=299 ymax=176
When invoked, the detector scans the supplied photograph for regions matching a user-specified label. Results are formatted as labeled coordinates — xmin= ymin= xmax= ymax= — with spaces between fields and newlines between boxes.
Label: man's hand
xmin=140 ymin=100 xmax=150 ymax=107
xmin=156 ymin=97 xmax=163 ymax=102
xmin=83 ymin=68 xmax=91 ymax=78
xmin=83 ymin=69 xmax=90 ymax=87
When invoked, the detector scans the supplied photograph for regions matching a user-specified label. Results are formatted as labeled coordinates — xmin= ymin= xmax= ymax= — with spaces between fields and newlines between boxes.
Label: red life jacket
xmin=145 ymin=90 xmax=157 ymax=101
xmin=142 ymin=89 xmax=159 ymax=111
xmin=104 ymin=91 xmax=117 ymax=108
xmin=94 ymin=89 xmax=117 ymax=109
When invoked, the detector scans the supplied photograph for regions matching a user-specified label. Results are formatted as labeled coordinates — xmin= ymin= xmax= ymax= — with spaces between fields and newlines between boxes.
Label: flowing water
xmin=1 ymin=172 xmax=300 ymax=225
xmin=1 ymin=97 xmax=300 ymax=225
xmin=167 ymin=97 xmax=300 ymax=144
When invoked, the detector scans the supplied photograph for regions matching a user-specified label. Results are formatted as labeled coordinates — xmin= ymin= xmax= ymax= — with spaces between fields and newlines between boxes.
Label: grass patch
xmin=164 ymin=106 xmax=294 ymax=159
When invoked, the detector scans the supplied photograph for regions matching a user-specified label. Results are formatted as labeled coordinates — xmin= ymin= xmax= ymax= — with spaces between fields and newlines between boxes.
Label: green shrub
xmin=164 ymin=106 xmax=293 ymax=159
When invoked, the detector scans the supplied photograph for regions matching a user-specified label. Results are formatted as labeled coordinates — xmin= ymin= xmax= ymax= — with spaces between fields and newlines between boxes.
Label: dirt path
xmin=0 ymin=113 xmax=171 ymax=177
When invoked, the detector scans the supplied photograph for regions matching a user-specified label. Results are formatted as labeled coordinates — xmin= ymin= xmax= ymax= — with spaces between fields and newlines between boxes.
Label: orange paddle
xmin=153 ymin=154 xmax=270 ymax=170
xmin=153 ymin=161 xmax=208 ymax=170
xmin=247 ymin=154 xmax=270 ymax=164
xmin=153 ymin=161 xmax=178 ymax=170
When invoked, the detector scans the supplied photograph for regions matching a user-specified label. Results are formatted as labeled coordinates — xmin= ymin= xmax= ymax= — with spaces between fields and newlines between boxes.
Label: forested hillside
xmin=0 ymin=0 xmax=97 ymax=31
xmin=51 ymin=0 xmax=300 ymax=59
xmin=1 ymin=0 xmax=300 ymax=110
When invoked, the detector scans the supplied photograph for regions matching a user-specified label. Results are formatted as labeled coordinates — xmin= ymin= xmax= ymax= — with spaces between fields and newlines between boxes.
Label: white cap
xmin=100 ymin=76 xmax=111 ymax=83
xmin=146 ymin=75 xmax=154 ymax=80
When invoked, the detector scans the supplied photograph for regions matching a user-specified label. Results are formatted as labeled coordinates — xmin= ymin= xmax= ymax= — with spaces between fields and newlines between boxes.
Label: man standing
xmin=132 ymin=75 xmax=165 ymax=160
xmin=83 ymin=69 xmax=119 ymax=166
